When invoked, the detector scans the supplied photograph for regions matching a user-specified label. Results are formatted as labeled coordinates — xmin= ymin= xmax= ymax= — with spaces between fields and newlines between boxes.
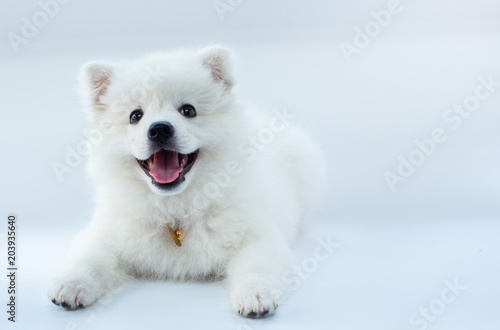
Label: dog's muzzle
xmin=137 ymin=121 xmax=199 ymax=191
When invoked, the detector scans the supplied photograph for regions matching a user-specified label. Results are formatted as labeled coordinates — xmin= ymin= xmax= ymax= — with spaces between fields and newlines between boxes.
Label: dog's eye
xmin=179 ymin=104 xmax=196 ymax=118
xmin=129 ymin=109 xmax=143 ymax=124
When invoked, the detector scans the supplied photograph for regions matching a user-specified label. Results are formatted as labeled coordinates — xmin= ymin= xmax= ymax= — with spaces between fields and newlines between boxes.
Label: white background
xmin=1 ymin=0 xmax=499 ymax=329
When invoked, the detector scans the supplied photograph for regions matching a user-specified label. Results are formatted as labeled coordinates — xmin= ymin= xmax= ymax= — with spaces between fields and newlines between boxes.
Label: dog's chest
xmin=120 ymin=213 xmax=245 ymax=279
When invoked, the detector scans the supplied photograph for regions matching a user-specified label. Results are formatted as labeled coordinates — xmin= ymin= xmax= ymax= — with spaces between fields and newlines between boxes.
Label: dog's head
xmin=82 ymin=46 xmax=236 ymax=196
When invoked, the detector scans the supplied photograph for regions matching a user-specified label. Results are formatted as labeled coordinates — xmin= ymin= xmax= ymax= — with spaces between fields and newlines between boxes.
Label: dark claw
xmin=77 ymin=302 xmax=84 ymax=308
xmin=51 ymin=299 xmax=59 ymax=306
xmin=247 ymin=311 xmax=257 ymax=317
xmin=262 ymin=309 xmax=269 ymax=315
xmin=61 ymin=301 xmax=70 ymax=308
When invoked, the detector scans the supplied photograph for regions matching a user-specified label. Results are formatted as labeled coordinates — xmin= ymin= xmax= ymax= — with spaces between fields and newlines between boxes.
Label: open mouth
xmin=137 ymin=149 xmax=199 ymax=189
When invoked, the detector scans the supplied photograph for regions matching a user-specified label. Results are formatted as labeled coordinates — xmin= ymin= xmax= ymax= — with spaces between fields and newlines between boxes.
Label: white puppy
xmin=48 ymin=46 xmax=323 ymax=318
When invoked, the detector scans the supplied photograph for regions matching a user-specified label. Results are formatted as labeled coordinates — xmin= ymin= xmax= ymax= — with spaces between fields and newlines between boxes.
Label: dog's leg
xmin=48 ymin=225 xmax=127 ymax=309
xmin=227 ymin=230 xmax=293 ymax=318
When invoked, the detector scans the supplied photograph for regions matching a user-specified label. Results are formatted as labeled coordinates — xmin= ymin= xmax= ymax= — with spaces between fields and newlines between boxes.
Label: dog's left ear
xmin=198 ymin=46 xmax=234 ymax=89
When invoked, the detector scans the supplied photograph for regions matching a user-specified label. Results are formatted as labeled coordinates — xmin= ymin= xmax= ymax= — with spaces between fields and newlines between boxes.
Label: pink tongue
xmin=150 ymin=150 xmax=183 ymax=184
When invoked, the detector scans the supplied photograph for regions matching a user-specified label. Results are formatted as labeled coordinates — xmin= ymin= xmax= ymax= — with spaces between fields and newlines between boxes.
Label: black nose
xmin=148 ymin=122 xmax=174 ymax=143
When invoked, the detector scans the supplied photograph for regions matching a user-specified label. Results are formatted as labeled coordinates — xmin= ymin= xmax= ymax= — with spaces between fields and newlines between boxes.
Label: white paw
xmin=48 ymin=275 xmax=105 ymax=310
xmin=231 ymin=282 xmax=280 ymax=318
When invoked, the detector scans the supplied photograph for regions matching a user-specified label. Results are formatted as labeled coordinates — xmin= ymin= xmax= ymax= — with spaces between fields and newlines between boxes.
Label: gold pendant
xmin=167 ymin=224 xmax=183 ymax=247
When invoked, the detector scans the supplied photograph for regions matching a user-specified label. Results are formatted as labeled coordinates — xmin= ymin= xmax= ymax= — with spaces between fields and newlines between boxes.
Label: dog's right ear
xmin=81 ymin=63 xmax=114 ymax=111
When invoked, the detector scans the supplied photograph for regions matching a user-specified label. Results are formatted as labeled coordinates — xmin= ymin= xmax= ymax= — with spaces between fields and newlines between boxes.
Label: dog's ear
xmin=81 ymin=63 xmax=114 ymax=111
xmin=198 ymin=46 xmax=234 ymax=89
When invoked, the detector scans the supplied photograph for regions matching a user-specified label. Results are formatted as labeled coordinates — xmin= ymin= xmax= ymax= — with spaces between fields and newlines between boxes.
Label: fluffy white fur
xmin=48 ymin=46 xmax=323 ymax=318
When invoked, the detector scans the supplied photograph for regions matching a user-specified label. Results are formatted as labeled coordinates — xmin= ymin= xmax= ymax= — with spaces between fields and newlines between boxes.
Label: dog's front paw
xmin=48 ymin=276 xmax=104 ymax=310
xmin=231 ymin=282 xmax=280 ymax=318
